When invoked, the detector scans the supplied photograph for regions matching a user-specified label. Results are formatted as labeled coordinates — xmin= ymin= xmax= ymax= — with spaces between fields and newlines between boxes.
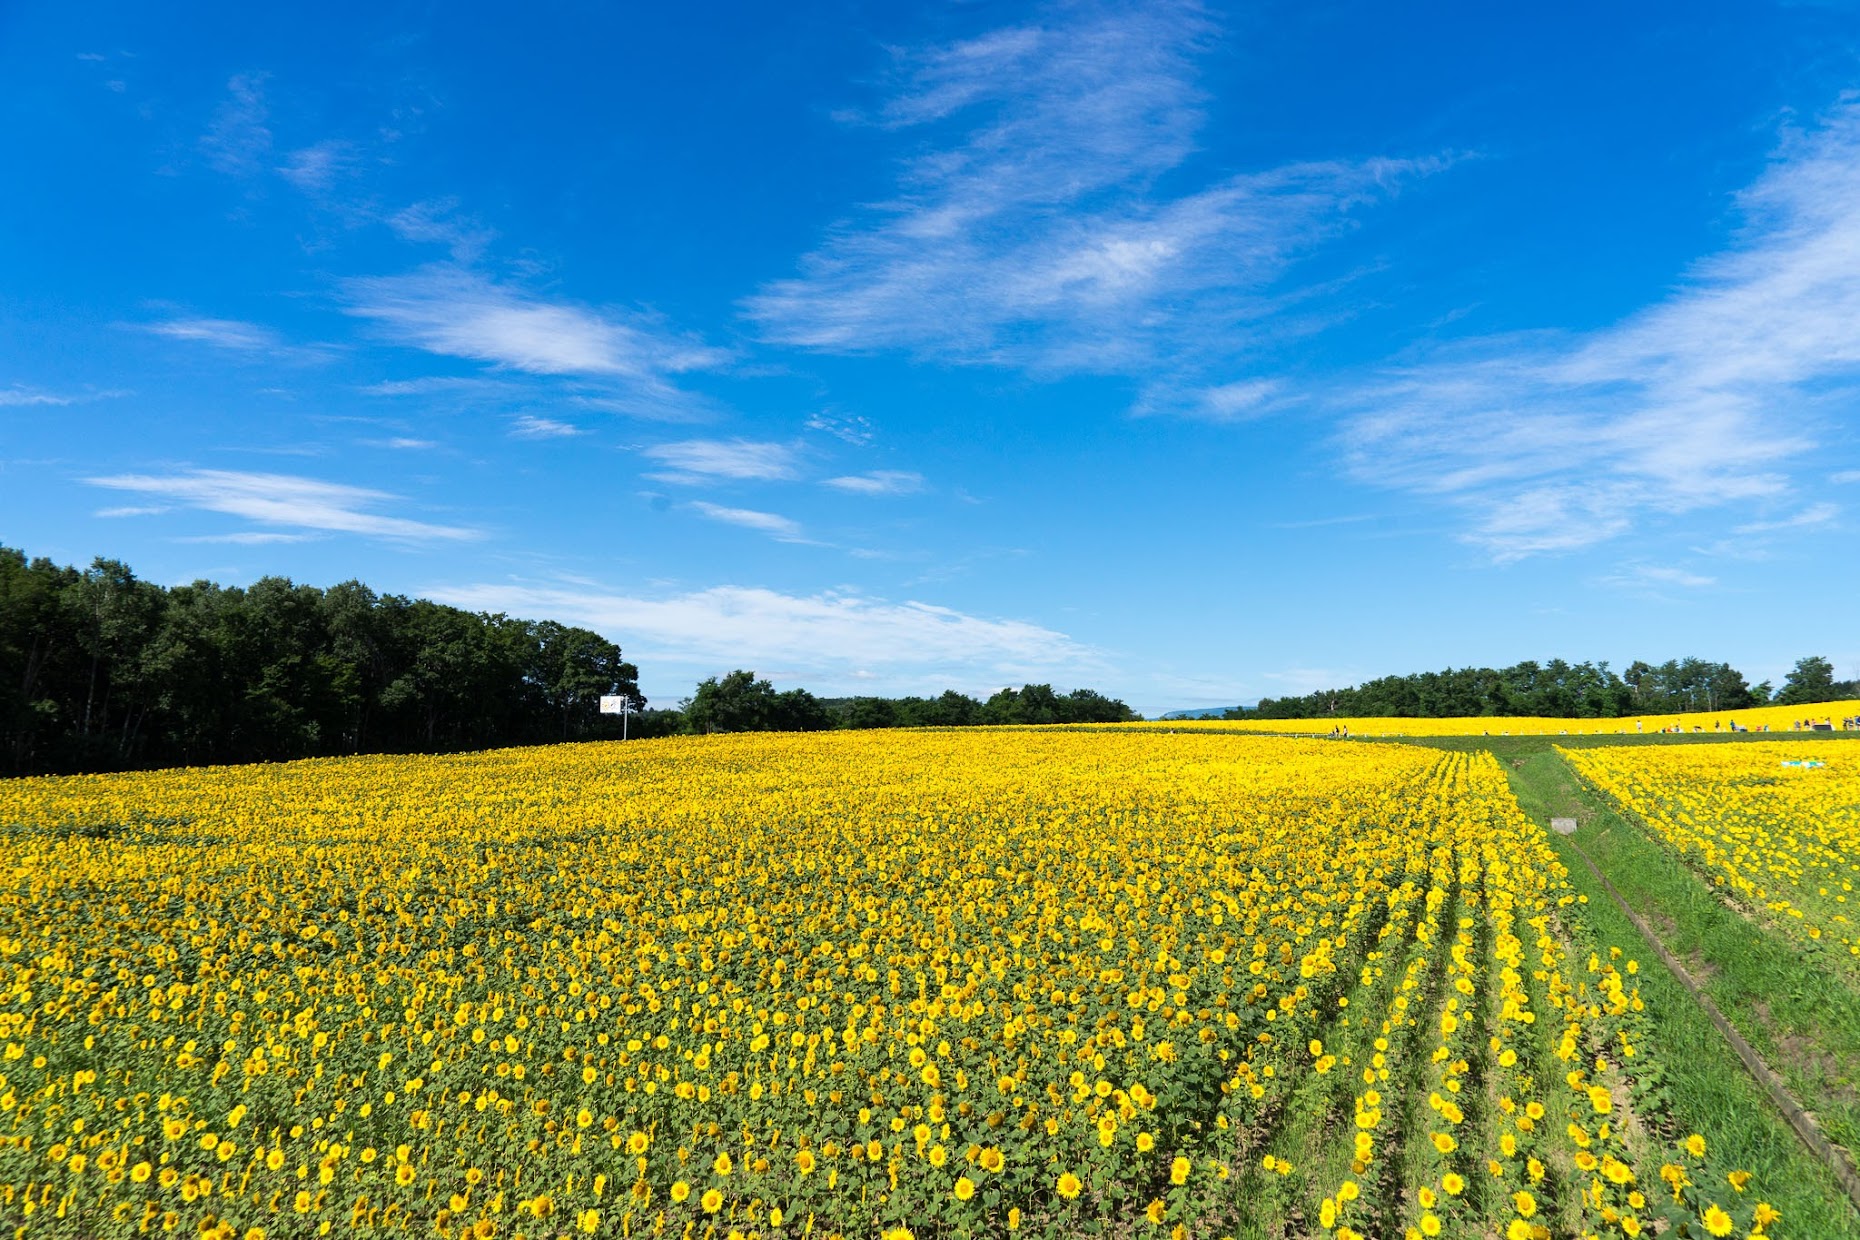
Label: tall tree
xmin=682 ymin=670 xmax=779 ymax=734
xmin=0 ymin=543 xmax=647 ymax=775
xmin=1775 ymin=656 xmax=1838 ymax=706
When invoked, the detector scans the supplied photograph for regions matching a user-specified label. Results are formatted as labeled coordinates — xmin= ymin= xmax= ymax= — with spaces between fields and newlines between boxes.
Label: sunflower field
xmin=1149 ymin=699 xmax=1860 ymax=738
xmin=0 ymin=732 xmax=1770 ymax=1238
xmin=1562 ymin=741 xmax=1860 ymax=969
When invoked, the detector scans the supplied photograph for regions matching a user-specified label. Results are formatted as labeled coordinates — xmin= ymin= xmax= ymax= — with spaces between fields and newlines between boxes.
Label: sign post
xmin=599 ymin=695 xmax=633 ymax=740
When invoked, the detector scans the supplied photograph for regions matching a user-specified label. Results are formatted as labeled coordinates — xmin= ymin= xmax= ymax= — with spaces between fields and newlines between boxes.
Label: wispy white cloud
xmin=1735 ymin=501 xmax=1839 ymax=533
xmin=200 ymin=73 xmax=272 ymax=175
xmin=823 ymin=469 xmax=925 ymax=495
xmin=642 ymin=439 xmax=798 ymax=484
xmin=1153 ymin=378 xmax=1287 ymax=421
xmin=140 ymin=316 xmax=283 ymax=352
xmin=362 ymin=376 xmax=513 ymax=398
xmin=1342 ymin=101 xmax=1860 ymax=559
xmin=426 ymin=579 xmax=1101 ymax=690
xmin=510 ymin=415 xmax=585 ymax=439
xmin=1268 ymin=513 xmax=1378 ymax=530
xmin=277 ymin=140 xmax=356 ymax=192
xmin=688 ymin=501 xmax=805 ymax=541
xmin=805 ymin=412 xmax=874 ymax=446
xmin=95 ymin=505 xmax=169 ymax=518
xmin=1830 ymin=469 xmax=1860 ymax=485
xmin=0 ymin=384 xmax=121 ymax=408
xmin=386 ymin=199 xmax=496 ymax=261
xmin=175 ymin=531 xmax=322 ymax=545
xmin=84 ymin=468 xmax=479 ymax=541
xmin=746 ymin=1 xmax=1433 ymax=396
xmin=361 ymin=437 xmax=437 ymax=451
xmin=136 ymin=314 xmax=335 ymax=365
xmin=1 ymin=386 xmax=77 ymax=407
xmin=343 ymin=265 xmax=724 ymax=417
xmin=1598 ymin=564 xmax=1718 ymax=591
xmin=564 ymin=394 xmax=703 ymax=421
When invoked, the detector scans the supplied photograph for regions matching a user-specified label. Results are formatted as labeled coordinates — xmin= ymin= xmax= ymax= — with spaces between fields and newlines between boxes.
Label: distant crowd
xmin=1641 ymin=716 xmax=1857 ymax=734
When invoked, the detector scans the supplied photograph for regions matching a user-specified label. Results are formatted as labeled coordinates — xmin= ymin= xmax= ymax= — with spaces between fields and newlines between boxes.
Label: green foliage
xmin=1233 ymin=655 xmax=1814 ymax=721
xmin=681 ymin=670 xmax=835 ymax=734
xmin=1773 ymin=654 xmax=1859 ymax=706
xmin=982 ymin=683 xmax=1138 ymax=724
xmin=687 ymin=674 xmax=1139 ymax=734
xmin=821 ymin=689 xmax=986 ymax=728
xmin=0 ymin=543 xmax=643 ymax=774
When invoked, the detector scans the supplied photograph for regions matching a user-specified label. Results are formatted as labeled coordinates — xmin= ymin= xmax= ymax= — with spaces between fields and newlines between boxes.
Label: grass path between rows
xmin=1492 ymin=745 xmax=1860 ymax=1235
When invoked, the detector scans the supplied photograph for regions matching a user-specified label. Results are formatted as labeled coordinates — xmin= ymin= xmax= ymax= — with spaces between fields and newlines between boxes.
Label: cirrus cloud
xmin=823 ymin=470 xmax=925 ymax=496
xmin=642 ymin=438 xmax=799 ymax=484
xmin=688 ymin=500 xmax=805 ymax=541
xmin=343 ymin=265 xmax=726 ymax=418
xmin=84 ymin=468 xmax=479 ymax=542
xmin=746 ymin=1 xmax=1439 ymax=400
xmin=1341 ymin=100 xmax=1860 ymax=560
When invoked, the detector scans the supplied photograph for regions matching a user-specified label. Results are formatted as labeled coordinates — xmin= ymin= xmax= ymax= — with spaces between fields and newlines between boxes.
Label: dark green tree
xmin=922 ymin=690 xmax=983 ymax=727
xmin=772 ymin=688 xmax=835 ymax=732
xmin=1057 ymin=688 xmax=1141 ymax=723
xmin=531 ymin=620 xmax=639 ymax=740
xmin=1775 ymin=656 xmax=1839 ymax=706
xmin=984 ymin=684 xmax=1060 ymax=725
xmin=1235 ymin=655 xmax=1763 ymax=722
xmin=682 ymin=670 xmax=779 ymax=734
xmin=0 ymin=548 xmax=79 ymax=769
xmin=0 ymin=543 xmax=647 ymax=774
xmin=842 ymin=697 xmax=901 ymax=730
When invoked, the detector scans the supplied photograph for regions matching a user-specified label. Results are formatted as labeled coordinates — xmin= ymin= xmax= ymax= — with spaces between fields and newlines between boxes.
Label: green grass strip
xmin=1518 ymin=749 xmax=1860 ymax=1147
xmin=1489 ymin=747 xmax=1859 ymax=1234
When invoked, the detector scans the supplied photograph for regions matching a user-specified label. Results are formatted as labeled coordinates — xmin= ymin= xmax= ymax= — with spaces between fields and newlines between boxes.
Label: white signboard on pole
xmin=600 ymin=694 xmax=634 ymax=739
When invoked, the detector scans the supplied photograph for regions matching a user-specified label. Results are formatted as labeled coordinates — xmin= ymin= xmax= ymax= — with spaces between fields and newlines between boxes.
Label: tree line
xmin=1229 ymin=655 xmax=1857 ymax=721
xmin=0 ymin=546 xmax=1140 ymax=775
xmin=676 ymin=670 xmax=1138 ymax=734
xmin=1 ymin=546 xmax=642 ymax=775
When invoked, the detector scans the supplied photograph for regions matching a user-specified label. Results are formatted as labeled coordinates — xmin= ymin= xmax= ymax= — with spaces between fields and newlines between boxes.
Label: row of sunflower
xmin=0 ymin=731 xmax=1769 ymax=1237
xmin=1561 ymin=742 xmax=1860 ymax=965
xmin=1300 ymin=753 xmax=1769 ymax=1240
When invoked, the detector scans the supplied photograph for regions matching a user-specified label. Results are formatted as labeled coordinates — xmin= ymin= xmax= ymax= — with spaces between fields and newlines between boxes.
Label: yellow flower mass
xmin=1564 ymin=741 xmax=1860 ymax=962
xmin=1147 ymin=697 xmax=1860 ymax=738
xmin=0 ymin=729 xmax=1759 ymax=1235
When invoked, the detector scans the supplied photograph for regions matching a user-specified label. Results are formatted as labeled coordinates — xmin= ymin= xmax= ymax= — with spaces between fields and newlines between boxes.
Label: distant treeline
xmin=1230 ymin=656 xmax=1857 ymax=721
xmin=1 ymin=546 xmax=1140 ymax=776
xmin=679 ymin=669 xmax=1139 ymax=733
xmin=1 ymin=546 xmax=641 ymax=775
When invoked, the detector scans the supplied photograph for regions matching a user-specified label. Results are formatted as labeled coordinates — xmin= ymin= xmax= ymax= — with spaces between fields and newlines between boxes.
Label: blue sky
xmin=4 ymin=1 xmax=1858 ymax=714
